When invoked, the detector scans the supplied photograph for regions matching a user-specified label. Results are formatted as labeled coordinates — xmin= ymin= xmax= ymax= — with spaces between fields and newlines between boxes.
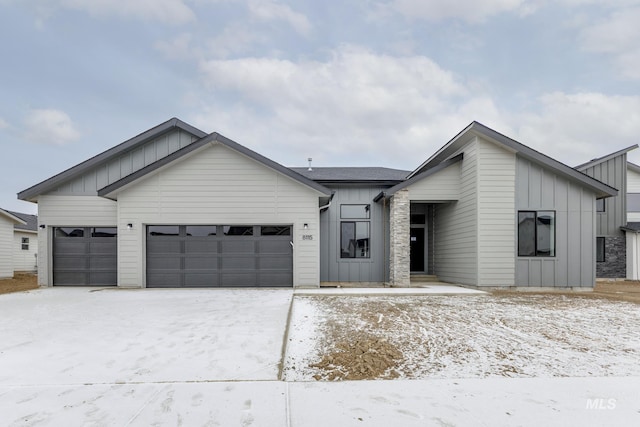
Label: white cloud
xmin=0 ymin=117 xmax=8 ymax=130
xmin=580 ymin=6 xmax=640 ymax=79
xmin=32 ymin=0 xmax=195 ymax=25
xmin=23 ymin=109 xmax=81 ymax=145
xmin=381 ymin=0 xmax=532 ymax=23
xmin=516 ymin=92 xmax=640 ymax=165
xmin=155 ymin=33 xmax=195 ymax=60
xmin=247 ymin=0 xmax=312 ymax=35
xmin=194 ymin=46 xmax=510 ymax=167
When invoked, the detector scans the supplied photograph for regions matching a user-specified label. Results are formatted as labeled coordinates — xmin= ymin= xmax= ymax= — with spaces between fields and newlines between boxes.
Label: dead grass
xmin=0 ymin=273 xmax=38 ymax=295
xmin=491 ymin=280 xmax=640 ymax=304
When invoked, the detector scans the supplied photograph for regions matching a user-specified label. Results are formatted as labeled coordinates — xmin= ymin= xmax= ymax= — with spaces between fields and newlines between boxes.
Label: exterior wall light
xmin=127 ymin=223 xmax=133 ymax=230
xmin=303 ymin=223 xmax=309 ymax=230
xmin=39 ymin=224 xmax=45 ymax=229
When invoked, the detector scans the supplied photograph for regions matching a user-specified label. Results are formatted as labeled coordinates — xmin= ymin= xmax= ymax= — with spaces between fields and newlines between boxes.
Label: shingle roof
xmin=7 ymin=210 xmax=38 ymax=232
xmin=289 ymin=167 xmax=410 ymax=182
xmin=622 ymin=222 xmax=640 ymax=232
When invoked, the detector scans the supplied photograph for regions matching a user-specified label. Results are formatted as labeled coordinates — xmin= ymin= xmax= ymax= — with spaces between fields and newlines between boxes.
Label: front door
xmin=410 ymin=227 xmax=425 ymax=272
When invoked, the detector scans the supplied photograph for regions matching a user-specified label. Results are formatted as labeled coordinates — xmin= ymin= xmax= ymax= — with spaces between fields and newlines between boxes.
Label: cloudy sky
xmin=1 ymin=0 xmax=639 ymax=214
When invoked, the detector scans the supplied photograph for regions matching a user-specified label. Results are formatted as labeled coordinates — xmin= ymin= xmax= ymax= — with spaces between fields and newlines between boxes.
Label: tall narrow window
xmin=21 ymin=237 xmax=29 ymax=251
xmin=596 ymin=198 xmax=605 ymax=213
xmin=340 ymin=204 xmax=371 ymax=258
xmin=596 ymin=237 xmax=605 ymax=262
xmin=518 ymin=211 xmax=555 ymax=257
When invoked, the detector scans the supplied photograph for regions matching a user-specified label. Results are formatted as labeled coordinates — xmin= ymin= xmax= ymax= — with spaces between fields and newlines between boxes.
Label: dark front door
xmin=410 ymin=228 xmax=425 ymax=272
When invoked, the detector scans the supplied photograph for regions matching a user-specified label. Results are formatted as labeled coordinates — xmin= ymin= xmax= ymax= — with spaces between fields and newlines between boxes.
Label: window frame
xmin=517 ymin=210 xmax=556 ymax=258
xmin=21 ymin=237 xmax=29 ymax=251
xmin=340 ymin=221 xmax=370 ymax=259
xmin=596 ymin=198 xmax=605 ymax=213
xmin=596 ymin=237 xmax=606 ymax=263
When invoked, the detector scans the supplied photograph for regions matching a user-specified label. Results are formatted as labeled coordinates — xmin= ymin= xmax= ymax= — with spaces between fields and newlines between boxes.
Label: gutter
xmin=319 ymin=192 xmax=335 ymax=212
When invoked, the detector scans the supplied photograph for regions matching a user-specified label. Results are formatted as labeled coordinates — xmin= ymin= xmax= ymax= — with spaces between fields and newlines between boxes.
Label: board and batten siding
xmin=0 ymin=216 xmax=14 ymax=278
xmin=116 ymin=143 xmax=322 ymax=288
xmin=580 ymin=154 xmax=627 ymax=236
xmin=476 ymin=138 xmax=516 ymax=286
xmin=434 ymin=139 xmax=478 ymax=286
xmin=516 ymin=157 xmax=596 ymax=287
xmin=627 ymin=166 xmax=640 ymax=222
xmin=405 ymin=162 xmax=461 ymax=201
xmin=51 ymin=129 xmax=199 ymax=196
xmin=37 ymin=195 xmax=117 ymax=286
xmin=13 ymin=231 xmax=37 ymax=272
xmin=319 ymin=185 xmax=388 ymax=283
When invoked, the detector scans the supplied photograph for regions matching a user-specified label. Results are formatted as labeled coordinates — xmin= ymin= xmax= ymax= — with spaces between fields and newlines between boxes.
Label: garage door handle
xmin=290 ymin=241 xmax=294 ymax=249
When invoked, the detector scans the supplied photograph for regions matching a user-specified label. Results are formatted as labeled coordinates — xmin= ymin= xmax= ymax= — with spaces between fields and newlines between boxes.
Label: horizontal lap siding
xmin=37 ymin=195 xmax=118 ymax=286
xmin=13 ymin=231 xmax=37 ymax=272
xmin=627 ymin=167 xmax=640 ymax=221
xmin=0 ymin=218 xmax=13 ymax=278
xmin=516 ymin=157 xmax=596 ymax=287
xmin=434 ymin=139 xmax=478 ymax=286
xmin=117 ymin=144 xmax=320 ymax=288
xmin=477 ymin=138 xmax=516 ymax=286
xmin=406 ymin=162 xmax=461 ymax=201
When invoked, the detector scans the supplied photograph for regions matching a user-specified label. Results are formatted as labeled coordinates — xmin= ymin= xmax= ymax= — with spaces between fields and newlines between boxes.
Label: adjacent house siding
xmin=13 ymin=231 xmax=37 ymax=272
xmin=405 ymin=162 xmax=461 ymax=201
xmin=50 ymin=129 xmax=199 ymax=196
xmin=434 ymin=138 xmax=478 ymax=286
xmin=580 ymin=154 xmax=626 ymax=236
xmin=320 ymin=185 xmax=388 ymax=283
xmin=627 ymin=166 xmax=640 ymax=221
xmin=116 ymin=143 xmax=321 ymax=288
xmin=477 ymin=138 xmax=516 ymax=286
xmin=0 ymin=216 xmax=13 ymax=279
xmin=516 ymin=157 xmax=596 ymax=287
xmin=37 ymin=195 xmax=118 ymax=286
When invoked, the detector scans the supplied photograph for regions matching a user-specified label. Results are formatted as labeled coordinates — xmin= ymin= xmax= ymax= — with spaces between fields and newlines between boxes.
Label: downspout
xmin=383 ymin=196 xmax=388 ymax=286
xmin=319 ymin=192 xmax=335 ymax=212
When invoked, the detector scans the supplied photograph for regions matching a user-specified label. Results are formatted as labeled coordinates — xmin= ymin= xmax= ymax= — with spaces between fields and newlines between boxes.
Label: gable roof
xmin=7 ymin=210 xmax=38 ymax=232
xmin=18 ymin=118 xmax=207 ymax=202
xmin=628 ymin=161 xmax=640 ymax=174
xmin=290 ymin=167 xmax=409 ymax=183
xmin=98 ymin=132 xmax=332 ymax=199
xmin=575 ymin=145 xmax=638 ymax=170
xmin=407 ymin=121 xmax=618 ymax=199
xmin=0 ymin=208 xmax=26 ymax=226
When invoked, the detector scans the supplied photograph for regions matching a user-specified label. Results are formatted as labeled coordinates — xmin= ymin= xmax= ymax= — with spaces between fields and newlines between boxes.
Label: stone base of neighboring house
xmin=597 ymin=236 xmax=626 ymax=278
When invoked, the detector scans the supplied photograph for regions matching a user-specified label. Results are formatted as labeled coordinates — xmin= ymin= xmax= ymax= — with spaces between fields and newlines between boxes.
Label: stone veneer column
xmin=389 ymin=189 xmax=410 ymax=287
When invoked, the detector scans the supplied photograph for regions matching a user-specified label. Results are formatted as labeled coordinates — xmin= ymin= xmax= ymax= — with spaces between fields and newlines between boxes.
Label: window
xmin=340 ymin=204 xmax=370 ymax=219
xmin=186 ymin=226 xmax=217 ymax=236
xmin=21 ymin=237 xmax=29 ymax=251
xmin=596 ymin=237 xmax=605 ymax=262
xmin=518 ymin=211 xmax=556 ymax=257
xmin=261 ymin=226 xmax=291 ymax=236
xmin=92 ymin=227 xmax=117 ymax=237
xmin=223 ymin=226 xmax=253 ymax=236
xmin=341 ymin=222 xmax=370 ymax=258
xmin=55 ymin=227 xmax=84 ymax=237
xmin=596 ymin=198 xmax=605 ymax=213
xmin=148 ymin=226 xmax=179 ymax=236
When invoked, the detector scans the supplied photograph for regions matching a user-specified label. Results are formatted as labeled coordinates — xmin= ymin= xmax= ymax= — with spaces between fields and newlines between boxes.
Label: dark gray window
xmin=92 ymin=227 xmax=117 ymax=237
xmin=148 ymin=226 xmax=180 ymax=236
xmin=596 ymin=198 xmax=605 ymax=213
xmin=223 ymin=226 xmax=253 ymax=236
xmin=518 ymin=211 xmax=555 ymax=257
xmin=340 ymin=222 xmax=370 ymax=258
xmin=261 ymin=226 xmax=291 ymax=236
xmin=596 ymin=237 xmax=605 ymax=262
xmin=411 ymin=214 xmax=426 ymax=224
xmin=186 ymin=225 xmax=217 ymax=236
xmin=340 ymin=204 xmax=370 ymax=219
xmin=55 ymin=227 xmax=84 ymax=237
xmin=21 ymin=237 xmax=29 ymax=250
xmin=627 ymin=193 xmax=640 ymax=212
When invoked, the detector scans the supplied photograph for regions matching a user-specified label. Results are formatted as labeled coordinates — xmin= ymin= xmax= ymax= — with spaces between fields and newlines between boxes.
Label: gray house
xmin=18 ymin=118 xmax=619 ymax=289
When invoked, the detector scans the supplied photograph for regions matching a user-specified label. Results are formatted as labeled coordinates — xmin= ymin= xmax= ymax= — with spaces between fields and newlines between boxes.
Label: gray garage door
xmin=146 ymin=225 xmax=293 ymax=288
xmin=52 ymin=227 xmax=118 ymax=286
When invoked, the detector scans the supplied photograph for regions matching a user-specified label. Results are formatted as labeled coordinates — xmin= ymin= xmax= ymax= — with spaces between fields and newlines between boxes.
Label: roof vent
xmin=308 ymin=157 xmax=313 ymax=171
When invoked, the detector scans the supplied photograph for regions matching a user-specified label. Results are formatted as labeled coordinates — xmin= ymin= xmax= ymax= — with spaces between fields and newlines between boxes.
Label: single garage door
xmin=146 ymin=225 xmax=293 ymax=288
xmin=52 ymin=227 xmax=118 ymax=286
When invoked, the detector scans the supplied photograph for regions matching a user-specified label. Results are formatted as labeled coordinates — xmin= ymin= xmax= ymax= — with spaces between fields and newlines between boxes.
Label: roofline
xmin=375 ymin=153 xmax=464 ymax=202
xmin=0 ymin=208 xmax=27 ymax=225
xmin=18 ymin=118 xmax=207 ymax=202
xmin=408 ymin=121 xmax=618 ymax=198
xmin=575 ymin=144 xmax=639 ymax=170
xmin=98 ymin=132 xmax=332 ymax=198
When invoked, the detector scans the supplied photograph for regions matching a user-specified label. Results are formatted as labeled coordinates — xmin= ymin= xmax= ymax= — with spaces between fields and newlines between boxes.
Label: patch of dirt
xmin=492 ymin=280 xmax=640 ymax=304
xmin=310 ymin=334 xmax=403 ymax=381
xmin=0 ymin=273 xmax=38 ymax=295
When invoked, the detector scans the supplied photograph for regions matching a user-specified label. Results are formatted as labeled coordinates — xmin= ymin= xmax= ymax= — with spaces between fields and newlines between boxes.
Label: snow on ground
xmin=283 ymin=294 xmax=640 ymax=381
xmin=0 ymin=288 xmax=292 ymax=385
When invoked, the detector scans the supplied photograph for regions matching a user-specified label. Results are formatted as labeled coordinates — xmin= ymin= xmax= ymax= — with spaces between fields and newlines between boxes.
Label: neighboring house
xmin=7 ymin=210 xmax=38 ymax=273
xmin=18 ymin=118 xmax=619 ymax=289
xmin=622 ymin=162 xmax=640 ymax=279
xmin=0 ymin=209 xmax=27 ymax=279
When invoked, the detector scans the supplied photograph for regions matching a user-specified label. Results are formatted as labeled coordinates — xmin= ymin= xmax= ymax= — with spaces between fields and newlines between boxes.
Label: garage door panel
xmin=54 ymin=241 xmax=89 ymax=255
xmin=89 ymin=241 xmax=117 ymax=255
xmin=90 ymin=256 xmax=117 ymax=269
xmin=89 ymin=272 xmax=117 ymax=285
xmin=53 ymin=272 xmax=88 ymax=286
xmin=146 ymin=225 xmax=292 ymax=288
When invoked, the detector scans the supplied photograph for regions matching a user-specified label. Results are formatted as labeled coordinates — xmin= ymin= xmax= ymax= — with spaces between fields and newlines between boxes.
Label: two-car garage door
xmin=146 ymin=225 xmax=293 ymax=287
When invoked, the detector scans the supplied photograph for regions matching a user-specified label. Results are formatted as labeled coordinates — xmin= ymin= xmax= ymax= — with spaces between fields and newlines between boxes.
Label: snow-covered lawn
xmin=283 ymin=294 xmax=640 ymax=381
